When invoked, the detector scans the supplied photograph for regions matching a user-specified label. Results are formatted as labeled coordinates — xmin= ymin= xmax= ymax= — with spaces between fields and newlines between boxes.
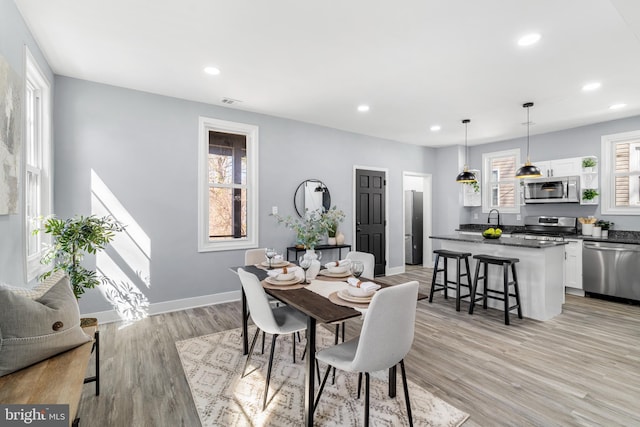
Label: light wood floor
xmin=78 ymin=267 xmax=640 ymax=426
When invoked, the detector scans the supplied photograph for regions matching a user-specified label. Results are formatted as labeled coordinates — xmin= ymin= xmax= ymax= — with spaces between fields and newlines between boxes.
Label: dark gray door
xmin=355 ymin=169 xmax=386 ymax=276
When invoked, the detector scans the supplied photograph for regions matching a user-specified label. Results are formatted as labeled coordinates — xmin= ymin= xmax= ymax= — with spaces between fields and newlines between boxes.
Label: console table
xmin=286 ymin=244 xmax=352 ymax=261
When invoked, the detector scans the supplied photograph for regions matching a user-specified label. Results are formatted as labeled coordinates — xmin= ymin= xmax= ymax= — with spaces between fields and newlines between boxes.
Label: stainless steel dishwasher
xmin=583 ymin=241 xmax=640 ymax=301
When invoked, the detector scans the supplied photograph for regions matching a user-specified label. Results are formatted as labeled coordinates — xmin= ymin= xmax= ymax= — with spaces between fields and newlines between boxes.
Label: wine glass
xmin=350 ymin=260 xmax=364 ymax=279
xmin=265 ymin=247 xmax=277 ymax=270
xmin=299 ymin=255 xmax=312 ymax=283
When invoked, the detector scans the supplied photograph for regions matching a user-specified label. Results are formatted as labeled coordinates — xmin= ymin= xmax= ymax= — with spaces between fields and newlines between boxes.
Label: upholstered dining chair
xmin=346 ymin=251 xmax=375 ymax=279
xmin=244 ymin=248 xmax=267 ymax=266
xmin=332 ymin=251 xmax=376 ymax=345
xmin=314 ymin=281 xmax=419 ymax=427
xmin=237 ymin=268 xmax=308 ymax=411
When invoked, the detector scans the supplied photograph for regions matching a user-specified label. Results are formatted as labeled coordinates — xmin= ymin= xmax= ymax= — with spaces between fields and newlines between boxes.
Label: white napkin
xmin=324 ymin=259 xmax=351 ymax=269
xmin=267 ymin=266 xmax=300 ymax=278
xmin=346 ymin=277 xmax=380 ymax=292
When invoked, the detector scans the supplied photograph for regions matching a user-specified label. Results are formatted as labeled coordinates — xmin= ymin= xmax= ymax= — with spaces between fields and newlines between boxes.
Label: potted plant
xmin=322 ymin=207 xmax=346 ymax=245
xmin=582 ymin=157 xmax=597 ymax=172
xmin=272 ymin=210 xmax=329 ymax=250
xmin=582 ymin=188 xmax=599 ymax=202
xmin=464 ymin=181 xmax=480 ymax=193
xmin=37 ymin=215 xmax=125 ymax=299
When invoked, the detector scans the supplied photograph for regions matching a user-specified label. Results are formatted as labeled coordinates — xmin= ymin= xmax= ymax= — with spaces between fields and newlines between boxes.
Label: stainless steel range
xmin=511 ymin=216 xmax=578 ymax=241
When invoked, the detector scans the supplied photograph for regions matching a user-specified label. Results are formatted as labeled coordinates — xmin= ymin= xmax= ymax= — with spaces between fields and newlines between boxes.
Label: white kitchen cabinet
xmin=564 ymin=239 xmax=583 ymax=292
xmin=536 ymin=157 xmax=582 ymax=178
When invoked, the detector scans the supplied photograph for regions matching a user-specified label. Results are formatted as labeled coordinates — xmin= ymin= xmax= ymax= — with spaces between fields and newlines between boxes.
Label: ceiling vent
xmin=221 ymin=97 xmax=242 ymax=105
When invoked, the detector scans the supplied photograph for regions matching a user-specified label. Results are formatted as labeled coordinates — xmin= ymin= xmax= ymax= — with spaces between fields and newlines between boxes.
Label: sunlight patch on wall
xmin=91 ymin=169 xmax=151 ymax=323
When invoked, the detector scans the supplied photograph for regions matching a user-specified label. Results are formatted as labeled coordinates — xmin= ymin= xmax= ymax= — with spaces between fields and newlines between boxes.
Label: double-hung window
xmin=482 ymin=149 xmax=520 ymax=213
xmin=24 ymin=48 xmax=52 ymax=280
xmin=601 ymin=130 xmax=640 ymax=214
xmin=198 ymin=117 xmax=258 ymax=251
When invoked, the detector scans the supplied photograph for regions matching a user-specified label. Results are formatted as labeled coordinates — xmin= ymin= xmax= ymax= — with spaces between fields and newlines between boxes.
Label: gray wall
xmin=54 ymin=77 xmax=435 ymax=314
xmin=0 ymin=0 xmax=54 ymax=285
xmin=463 ymin=115 xmax=640 ymax=230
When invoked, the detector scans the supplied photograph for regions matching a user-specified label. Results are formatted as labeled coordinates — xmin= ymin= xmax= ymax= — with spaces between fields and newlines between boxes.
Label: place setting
xmin=317 ymin=259 xmax=353 ymax=279
xmin=262 ymin=265 xmax=307 ymax=290
xmin=258 ymin=247 xmax=292 ymax=270
xmin=321 ymin=260 xmax=381 ymax=308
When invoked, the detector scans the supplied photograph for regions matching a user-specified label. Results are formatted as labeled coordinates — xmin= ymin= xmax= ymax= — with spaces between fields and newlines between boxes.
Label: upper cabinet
xmin=536 ymin=157 xmax=582 ymax=178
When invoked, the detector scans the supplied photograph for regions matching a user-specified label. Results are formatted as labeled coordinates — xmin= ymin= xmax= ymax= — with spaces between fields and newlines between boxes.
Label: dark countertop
xmin=430 ymin=233 xmax=567 ymax=249
xmin=458 ymin=224 xmax=640 ymax=245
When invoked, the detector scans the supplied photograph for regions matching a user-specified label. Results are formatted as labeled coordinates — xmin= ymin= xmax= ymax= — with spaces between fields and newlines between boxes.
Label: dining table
xmin=231 ymin=263 xmax=426 ymax=427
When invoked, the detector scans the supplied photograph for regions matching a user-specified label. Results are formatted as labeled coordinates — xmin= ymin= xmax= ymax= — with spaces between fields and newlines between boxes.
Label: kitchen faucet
xmin=488 ymin=209 xmax=501 ymax=227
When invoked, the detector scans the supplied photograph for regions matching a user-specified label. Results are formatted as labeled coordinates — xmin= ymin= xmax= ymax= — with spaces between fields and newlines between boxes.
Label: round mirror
xmin=294 ymin=179 xmax=331 ymax=217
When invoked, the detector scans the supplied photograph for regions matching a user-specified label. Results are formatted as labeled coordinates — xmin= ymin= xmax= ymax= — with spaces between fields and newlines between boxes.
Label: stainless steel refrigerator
xmin=404 ymin=190 xmax=423 ymax=265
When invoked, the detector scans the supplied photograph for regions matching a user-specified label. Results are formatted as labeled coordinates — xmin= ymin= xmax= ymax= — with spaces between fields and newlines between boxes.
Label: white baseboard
xmin=81 ymin=290 xmax=242 ymax=324
xmin=565 ymin=287 xmax=585 ymax=297
xmin=386 ymin=266 xmax=405 ymax=276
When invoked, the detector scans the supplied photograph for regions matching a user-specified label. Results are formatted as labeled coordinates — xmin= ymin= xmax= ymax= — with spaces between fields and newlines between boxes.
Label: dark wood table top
xmin=234 ymin=265 xmax=427 ymax=324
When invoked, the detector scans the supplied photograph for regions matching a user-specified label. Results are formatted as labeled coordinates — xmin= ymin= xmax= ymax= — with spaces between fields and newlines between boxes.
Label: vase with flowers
xmin=322 ymin=207 xmax=346 ymax=245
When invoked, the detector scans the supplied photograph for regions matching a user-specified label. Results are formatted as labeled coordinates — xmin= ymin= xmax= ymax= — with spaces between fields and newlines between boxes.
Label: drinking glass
xmin=350 ymin=260 xmax=364 ymax=279
xmin=265 ymin=247 xmax=277 ymax=269
xmin=299 ymin=255 xmax=312 ymax=283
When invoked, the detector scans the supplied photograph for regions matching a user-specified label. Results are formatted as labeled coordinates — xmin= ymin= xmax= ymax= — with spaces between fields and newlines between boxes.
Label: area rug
xmin=176 ymin=327 xmax=469 ymax=427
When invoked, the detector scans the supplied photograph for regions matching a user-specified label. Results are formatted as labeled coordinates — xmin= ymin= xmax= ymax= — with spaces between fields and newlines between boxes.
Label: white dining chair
xmin=238 ymin=268 xmax=308 ymax=411
xmin=332 ymin=251 xmax=376 ymax=346
xmin=244 ymin=248 xmax=267 ymax=266
xmin=244 ymin=248 xmax=290 ymax=352
xmin=314 ymin=281 xmax=419 ymax=426
xmin=346 ymin=251 xmax=375 ymax=279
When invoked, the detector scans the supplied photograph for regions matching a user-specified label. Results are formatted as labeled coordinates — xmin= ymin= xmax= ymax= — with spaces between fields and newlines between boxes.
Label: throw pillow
xmin=0 ymin=271 xmax=92 ymax=377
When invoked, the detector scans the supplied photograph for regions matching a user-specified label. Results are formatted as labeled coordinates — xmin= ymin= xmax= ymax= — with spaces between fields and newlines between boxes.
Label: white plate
xmin=318 ymin=270 xmax=351 ymax=278
xmin=264 ymin=276 xmax=303 ymax=286
xmin=261 ymin=260 xmax=289 ymax=268
xmin=337 ymin=289 xmax=374 ymax=303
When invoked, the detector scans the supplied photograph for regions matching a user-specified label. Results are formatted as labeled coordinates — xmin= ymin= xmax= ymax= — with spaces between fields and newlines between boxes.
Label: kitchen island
xmin=430 ymin=234 xmax=567 ymax=321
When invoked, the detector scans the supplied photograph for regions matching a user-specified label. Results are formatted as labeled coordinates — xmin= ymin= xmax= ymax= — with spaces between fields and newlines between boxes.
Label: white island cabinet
xmin=430 ymin=234 xmax=566 ymax=321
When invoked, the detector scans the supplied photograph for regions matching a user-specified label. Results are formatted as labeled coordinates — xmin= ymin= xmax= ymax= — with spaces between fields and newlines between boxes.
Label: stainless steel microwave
xmin=523 ymin=176 xmax=580 ymax=204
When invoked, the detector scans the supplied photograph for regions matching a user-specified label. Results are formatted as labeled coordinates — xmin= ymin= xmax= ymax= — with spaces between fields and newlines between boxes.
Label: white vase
xmin=336 ymin=231 xmax=345 ymax=245
xmin=304 ymin=249 xmax=321 ymax=281
xmin=327 ymin=236 xmax=337 ymax=245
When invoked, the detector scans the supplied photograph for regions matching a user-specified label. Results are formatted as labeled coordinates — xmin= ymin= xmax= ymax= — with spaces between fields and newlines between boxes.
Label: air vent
xmin=221 ymin=97 xmax=242 ymax=105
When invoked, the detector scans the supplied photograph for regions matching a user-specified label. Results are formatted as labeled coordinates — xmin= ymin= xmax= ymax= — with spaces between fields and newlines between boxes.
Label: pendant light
xmin=515 ymin=102 xmax=542 ymax=178
xmin=456 ymin=119 xmax=477 ymax=183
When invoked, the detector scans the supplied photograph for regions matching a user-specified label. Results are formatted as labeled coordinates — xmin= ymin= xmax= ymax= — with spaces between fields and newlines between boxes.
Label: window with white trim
xmin=482 ymin=149 xmax=520 ymax=213
xmin=601 ymin=130 xmax=640 ymax=214
xmin=24 ymin=48 xmax=52 ymax=280
xmin=198 ymin=117 xmax=258 ymax=251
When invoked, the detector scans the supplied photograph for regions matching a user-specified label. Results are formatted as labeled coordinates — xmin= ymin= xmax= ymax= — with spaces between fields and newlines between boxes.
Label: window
xmin=198 ymin=117 xmax=258 ymax=251
xmin=601 ymin=130 xmax=640 ymax=214
xmin=482 ymin=149 xmax=520 ymax=213
xmin=24 ymin=48 xmax=52 ymax=280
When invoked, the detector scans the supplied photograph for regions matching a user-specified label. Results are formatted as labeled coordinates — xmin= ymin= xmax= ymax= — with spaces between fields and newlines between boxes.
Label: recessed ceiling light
xmin=430 ymin=125 xmax=441 ymax=132
xmin=609 ymin=103 xmax=627 ymax=110
xmin=357 ymin=105 xmax=370 ymax=112
xmin=582 ymin=82 xmax=601 ymax=91
xmin=204 ymin=67 xmax=221 ymax=75
xmin=518 ymin=33 xmax=541 ymax=47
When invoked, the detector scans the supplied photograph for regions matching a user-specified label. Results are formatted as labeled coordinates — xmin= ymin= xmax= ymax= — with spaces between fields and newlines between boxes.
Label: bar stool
xmin=468 ymin=254 xmax=523 ymax=325
xmin=429 ymin=249 xmax=473 ymax=311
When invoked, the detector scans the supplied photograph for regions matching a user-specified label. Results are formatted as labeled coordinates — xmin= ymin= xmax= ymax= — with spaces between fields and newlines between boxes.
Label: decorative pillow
xmin=0 ymin=271 xmax=92 ymax=377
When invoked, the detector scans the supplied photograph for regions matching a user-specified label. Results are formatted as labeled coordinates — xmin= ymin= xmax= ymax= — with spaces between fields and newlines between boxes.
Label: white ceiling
xmin=14 ymin=0 xmax=640 ymax=147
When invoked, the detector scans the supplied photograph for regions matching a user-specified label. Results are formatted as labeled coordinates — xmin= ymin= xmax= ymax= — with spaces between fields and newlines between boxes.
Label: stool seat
xmin=472 ymin=254 xmax=519 ymax=265
xmin=434 ymin=249 xmax=472 ymax=259
xmin=469 ymin=253 xmax=523 ymax=325
xmin=429 ymin=250 xmax=473 ymax=312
